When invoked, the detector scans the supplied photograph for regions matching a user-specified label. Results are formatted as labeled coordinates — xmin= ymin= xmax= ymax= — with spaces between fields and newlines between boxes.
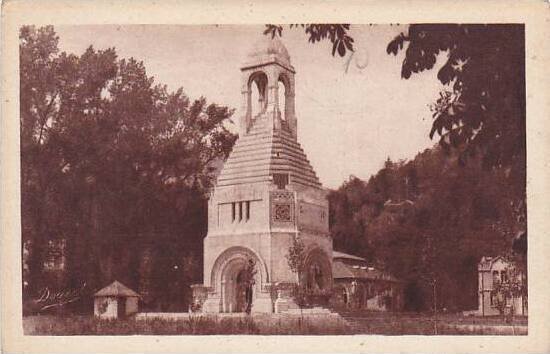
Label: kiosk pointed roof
xmin=94 ymin=281 xmax=139 ymax=297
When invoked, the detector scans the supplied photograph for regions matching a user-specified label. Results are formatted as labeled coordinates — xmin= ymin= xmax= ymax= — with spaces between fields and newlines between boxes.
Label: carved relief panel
xmin=270 ymin=191 xmax=295 ymax=225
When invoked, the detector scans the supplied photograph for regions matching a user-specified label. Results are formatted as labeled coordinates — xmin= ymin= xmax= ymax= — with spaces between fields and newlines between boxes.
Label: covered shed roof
xmin=332 ymin=259 xmax=399 ymax=282
xmin=94 ymin=281 xmax=140 ymax=297
xmin=332 ymin=251 xmax=366 ymax=262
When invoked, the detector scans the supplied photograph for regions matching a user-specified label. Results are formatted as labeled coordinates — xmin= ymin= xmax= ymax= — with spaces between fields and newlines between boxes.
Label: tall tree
xmin=387 ymin=24 xmax=525 ymax=172
xmin=20 ymin=26 xmax=237 ymax=310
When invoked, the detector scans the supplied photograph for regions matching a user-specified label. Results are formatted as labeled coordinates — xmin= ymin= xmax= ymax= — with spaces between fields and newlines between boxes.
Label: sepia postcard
xmin=1 ymin=0 xmax=549 ymax=353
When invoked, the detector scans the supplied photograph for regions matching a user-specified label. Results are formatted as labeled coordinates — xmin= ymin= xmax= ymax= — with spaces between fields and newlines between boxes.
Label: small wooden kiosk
xmin=94 ymin=281 xmax=140 ymax=319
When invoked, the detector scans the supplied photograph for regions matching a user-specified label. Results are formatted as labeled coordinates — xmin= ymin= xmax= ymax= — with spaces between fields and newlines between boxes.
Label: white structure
xmin=195 ymin=36 xmax=332 ymax=313
xmin=478 ymin=256 xmax=526 ymax=316
xmin=94 ymin=281 xmax=140 ymax=319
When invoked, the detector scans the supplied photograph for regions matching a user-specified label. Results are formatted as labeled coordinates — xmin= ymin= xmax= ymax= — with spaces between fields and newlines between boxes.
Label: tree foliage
xmin=266 ymin=24 xmax=525 ymax=172
xmin=20 ymin=25 xmax=237 ymax=310
xmin=285 ymin=236 xmax=306 ymax=280
xmin=329 ymin=147 xmax=526 ymax=311
xmin=387 ymin=24 xmax=525 ymax=171
xmin=264 ymin=24 xmax=354 ymax=57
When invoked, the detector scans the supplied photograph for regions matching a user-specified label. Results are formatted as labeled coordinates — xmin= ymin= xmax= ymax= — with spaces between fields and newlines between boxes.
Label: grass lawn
xmin=23 ymin=312 xmax=527 ymax=335
xmin=23 ymin=314 xmax=351 ymax=335
xmin=339 ymin=310 xmax=528 ymax=335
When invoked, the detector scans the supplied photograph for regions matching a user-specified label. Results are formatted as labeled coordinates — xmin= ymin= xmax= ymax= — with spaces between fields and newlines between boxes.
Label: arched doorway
xmin=302 ymin=248 xmax=332 ymax=293
xmin=222 ymin=260 xmax=249 ymax=313
xmin=300 ymin=247 xmax=332 ymax=306
xmin=212 ymin=248 xmax=265 ymax=313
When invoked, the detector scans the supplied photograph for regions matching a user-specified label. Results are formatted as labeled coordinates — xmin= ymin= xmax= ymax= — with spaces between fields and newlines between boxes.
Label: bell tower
xmin=198 ymin=36 xmax=332 ymax=314
xmin=239 ymin=36 xmax=297 ymax=139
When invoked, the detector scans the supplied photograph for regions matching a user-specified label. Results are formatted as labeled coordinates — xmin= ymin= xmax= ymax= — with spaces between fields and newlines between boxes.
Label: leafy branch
xmin=264 ymin=24 xmax=354 ymax=57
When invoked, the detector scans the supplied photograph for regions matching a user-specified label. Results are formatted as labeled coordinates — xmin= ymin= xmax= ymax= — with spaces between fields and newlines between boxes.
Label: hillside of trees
xmin=328 ymin=146 xmax=526 ymax=311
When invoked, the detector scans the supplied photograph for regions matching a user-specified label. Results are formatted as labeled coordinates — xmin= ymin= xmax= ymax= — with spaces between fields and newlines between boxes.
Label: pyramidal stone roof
xmin=94 ymin=280 xmax=140 ymax=297
xmin=215 ymin=116 xmax=321 ymax=189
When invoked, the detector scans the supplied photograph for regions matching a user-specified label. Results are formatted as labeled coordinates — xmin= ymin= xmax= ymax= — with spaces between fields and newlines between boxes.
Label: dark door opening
xmin=235 ymin=269 xmax=247 ymax=313
xmin=117 ymin=298 xmax=126 ymax=318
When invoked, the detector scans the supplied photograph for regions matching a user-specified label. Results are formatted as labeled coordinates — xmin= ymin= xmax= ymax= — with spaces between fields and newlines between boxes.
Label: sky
xmin=55 ymin=24 xmax=446 ymax=189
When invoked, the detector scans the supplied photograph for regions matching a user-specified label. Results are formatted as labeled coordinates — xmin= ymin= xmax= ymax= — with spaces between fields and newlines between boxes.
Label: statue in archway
xmin=313 ymin=264 xmax=324 ymax=290
xmin=242 ymin=259 xmax=257 ymax=314
xmin=306 ymin=263 xmax=324 ymax=293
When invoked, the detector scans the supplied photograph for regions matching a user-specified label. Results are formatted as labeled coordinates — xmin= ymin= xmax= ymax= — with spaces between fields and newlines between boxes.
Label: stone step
xmin=281 ymin=307 xmax=335 ymax=315
xmin=216 ymin=175 xmax=271 ymax=186
xmin=217 ymin=172 xmax=320 ymax=188
xmin=232 ymin=137 xmax=303 ymax=153
xmin=224 ymin=150 xmax=316 ymax=175
xmin=220 ymin=165 xmax=318 ymax=181
xmin=227 ymin=151 xmax=312 ymax=169
xmin=223 ymin=156 xmax=318 ymax=177
xmin=217 ymin=175 xmax=321 ymax=189
xmin=228 ymin=142 xmax=311 ymax=163
xmin=219 ymin=161 xmax=319 ymax=179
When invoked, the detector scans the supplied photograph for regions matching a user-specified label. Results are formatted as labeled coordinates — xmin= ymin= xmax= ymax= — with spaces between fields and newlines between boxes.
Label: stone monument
xmin=197 ymin=36 xmax=333 ymax=313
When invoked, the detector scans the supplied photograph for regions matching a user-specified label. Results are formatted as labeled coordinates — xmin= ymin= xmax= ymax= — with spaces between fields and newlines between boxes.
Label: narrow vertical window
xmin=246 ymin=201 xmax=250 ymax=221
xmin=231 ymin=202 xmax=236 ymax=222
xmin=239 ymin=202 xmax=243 ymax=221
xmin=273 ymin=173 xmax=289 ymax=189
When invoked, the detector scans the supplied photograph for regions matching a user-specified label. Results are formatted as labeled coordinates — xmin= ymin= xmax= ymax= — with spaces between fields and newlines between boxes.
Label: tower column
xmin=240 ymin=73 xmax=252 ymax=135
xmin=264 ymin=67 xmax=280 ymax=132
xmin=240 ymin=89 xmax=251 ymax=135
xmin=285 ymin=75 xmax=297 ymax=138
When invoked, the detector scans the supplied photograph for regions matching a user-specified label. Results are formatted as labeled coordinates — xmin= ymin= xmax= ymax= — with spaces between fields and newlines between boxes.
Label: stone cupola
xmin=239 ymin=36 xmax=297 ymax=139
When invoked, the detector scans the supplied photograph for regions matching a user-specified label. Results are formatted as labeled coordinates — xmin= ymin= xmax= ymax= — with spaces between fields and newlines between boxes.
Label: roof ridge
xmin=94 ymin=280 xmax=140 ymax=297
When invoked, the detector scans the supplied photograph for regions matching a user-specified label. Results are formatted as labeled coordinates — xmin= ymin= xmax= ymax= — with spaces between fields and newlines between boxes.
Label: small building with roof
xmin=331 ymin=251 xmax=403 ymax=311
xmin=477 ymin=256 xmax=526 ymax=316
xmin=94 ymin=281 xmax=140 ymax=319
